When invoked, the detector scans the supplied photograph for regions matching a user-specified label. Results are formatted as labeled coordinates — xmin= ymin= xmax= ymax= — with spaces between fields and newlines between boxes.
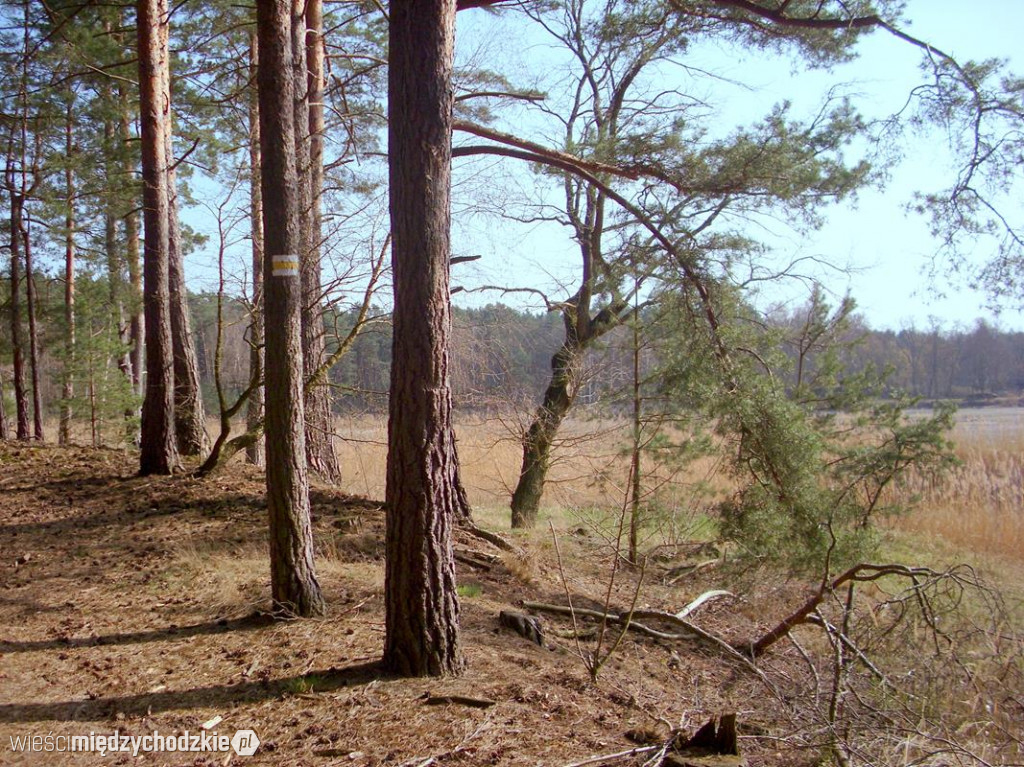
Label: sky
xmin=446 ymin=0 xmax=1024 ymax=331
xmin=175 ymin=1 xmax=1024 ymax=333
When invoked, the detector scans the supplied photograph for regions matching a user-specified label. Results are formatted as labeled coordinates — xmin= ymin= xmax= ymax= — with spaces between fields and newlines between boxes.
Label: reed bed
xmin=893 ymin=408 xmax=1024 ymax=560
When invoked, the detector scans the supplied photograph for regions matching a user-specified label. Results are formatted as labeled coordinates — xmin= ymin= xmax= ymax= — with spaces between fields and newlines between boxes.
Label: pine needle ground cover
xmin=0 ymin=414 xmax=1020 ymax=766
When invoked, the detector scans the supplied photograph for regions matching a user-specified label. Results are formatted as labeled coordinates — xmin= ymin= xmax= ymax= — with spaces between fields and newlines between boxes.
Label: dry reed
xmin=892 ymin=408 xmax=1024 ymax=561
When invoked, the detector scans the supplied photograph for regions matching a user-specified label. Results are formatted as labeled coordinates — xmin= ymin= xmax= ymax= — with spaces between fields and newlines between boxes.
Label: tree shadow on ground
xmin=0 ymin=662 xmax=385 ymax=723
xmin=0 ymin=613 xmax=275 ymax=654
xmin=0 ymin=492 xmax=263 ymax=539
xmin=1 ymin=488 xmax=376 ymax=540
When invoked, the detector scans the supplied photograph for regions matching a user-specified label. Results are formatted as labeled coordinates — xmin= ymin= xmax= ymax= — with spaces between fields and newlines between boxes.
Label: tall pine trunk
xmin=162 ymin=22 xmax=209 ymax=458
xmin=23 ymin=216 xmax=44 ymax=441
xmin=6 ymin=0 xmax=34 ymax=442
xmin=59 ymin=102 xmax=76 ymax=445
xmin=384 ymin=0 xmax=464 ymax=678
xmin=0 ymin=371 xmax=8 ymax=440
xmin=121 ymin=94 xmax=145 ymax=402
xmin=256 ymin=0 xmax=325 ymax=617
xmin=295 ymin=0 xmax=340 ymax=482
xmin=137 ymin=0 xmax=179 ymax=475
xmin=105 ymin=113 xmax=132 ymax=393
xmin=246 ymin=31 xmax=265 ymax=467
xmin=8 ymin=192 xmax=29 ymax=440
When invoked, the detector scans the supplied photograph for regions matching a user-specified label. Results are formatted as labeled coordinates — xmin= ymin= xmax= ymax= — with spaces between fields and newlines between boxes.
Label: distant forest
xmin=182 ymin=296 xmax=1024 ymax=414
xmin=6 ymin=274 xmax=1020 ymax=425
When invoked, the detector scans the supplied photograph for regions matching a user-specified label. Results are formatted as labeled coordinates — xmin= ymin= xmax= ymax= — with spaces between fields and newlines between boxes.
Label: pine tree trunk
xmin=89 ymin=369 xmax=98 ymax=446
xmin=137 ymin=0 xmax=179 ymax=475
xmin=8 ymin=193 xmax=30 ymax=441
xmin=0 ymin=370 xmax=9 ymax=440
xmin=168 ymin=177 xmax=209 ymax=456
xmin=294 ymin=0 xmax=340 ymax=482
xmin=510 ymin=339 xmax=583 ymax=528
xmin=246 ymin=31 xmax=266 ymax=468
xmin=23 ymin=215 xmax=44 ymax=441
xmin=104 ymin=127 xmax=132 ymax=394
xmin=256 ymin=0 xmax=325 ymax=617
xmin=121 ymin=96 xmax=145 ymax=402
xmin=162 ymin=27 xmax=209 ymax=457
xmin=125 ymin=208 xmax=144 ymax=395
xmin=384 ymin=0 xmax=464 ymax=678
xmin=6 ymin=1 xmax=33 ymax=443
xmin=59 ymin=104 xmax=76 ymax=446
xmin=628 ymin=307 xmax=642 ymax=565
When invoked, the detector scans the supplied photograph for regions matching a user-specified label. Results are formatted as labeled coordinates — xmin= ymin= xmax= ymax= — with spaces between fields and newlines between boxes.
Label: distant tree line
xmin=5 ymin=278 xmax=1022 ymax=433
xmin=188 ymin=299 xmax=1024 ymax=413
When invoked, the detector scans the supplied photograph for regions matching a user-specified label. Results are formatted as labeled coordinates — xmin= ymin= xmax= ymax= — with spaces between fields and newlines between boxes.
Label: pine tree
xmin=384 ymin=0 xmax=464 ymax=677
xmin=137 ymin=0 xmax=180 ymax=474
xmin=256 ymin=0 xmax=325 ymax=618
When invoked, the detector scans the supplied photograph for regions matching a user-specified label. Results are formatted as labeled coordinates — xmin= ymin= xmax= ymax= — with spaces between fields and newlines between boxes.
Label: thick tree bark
xmin=59 ymin=104 xmax=76 ymax=446
xmin=6 ymin=0 xmax=34 ymax=443
xmin=162 ymin=24 xmax=209 ymax=458
xmin=294 ymin=0 xmax=341 ymax=482
xmin=137 ymin=0 xmax=180 ymax=475
xmin=384 ymin=0 xmax=464 ymax=678
xmin=256 ymin=0 xmax=325 ymax=617
xmin=125 ymin=208 xmax=144 ymax=395
xmin=510 ymin=335 xmax=584 ymax=527
xmin=246 ymin=32 xmax=265 ymax=468
xmin=167 ymin=176 xmax=209 ymax=456
xmin=8 ymin=193 xmax=29 ymax=441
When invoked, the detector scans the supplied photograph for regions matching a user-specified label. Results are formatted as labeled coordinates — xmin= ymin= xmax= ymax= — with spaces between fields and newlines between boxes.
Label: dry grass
xmin=55 ymin=403 xmax=1023 ymax=562
xmin=893 ymin=408 xmax=1024 ymax=562
xmin=333 ymin=412 xmax=729 ymax=566
xmin=335 ymin=412 xmax=634 ymax=519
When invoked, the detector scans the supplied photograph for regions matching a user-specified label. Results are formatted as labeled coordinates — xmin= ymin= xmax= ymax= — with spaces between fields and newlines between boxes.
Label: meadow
xmin=334 ymin=407 xmax=1024 ymax=565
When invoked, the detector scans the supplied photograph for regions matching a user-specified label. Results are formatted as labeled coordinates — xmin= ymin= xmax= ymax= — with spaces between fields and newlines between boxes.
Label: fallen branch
xmin=743 ymin=563 xmax=954 ymax=657
xmin=454 ymin=548 xmax=495 ymax=571
xmin=421 ymin=693 xmax=496 ymax=709
xmin=805 ymin=614 xmax=892 ymax=689
xmin=522 ymin=601 xmax=759 ymax=676
xmin=460 ymin=521 xmax=523 ymax=555
xmin=562 ymin=745 xmax=659 ymax=767
xmin=675 ymin=589 xmax=733 ymax=620
xmin=665 ymin=559 xmax=718 ymax=585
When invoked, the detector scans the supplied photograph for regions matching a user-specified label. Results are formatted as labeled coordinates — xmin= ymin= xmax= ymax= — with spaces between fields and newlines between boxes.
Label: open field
xmin=332 ymin=407 xmax=1024 ymax=563
xmin=50 ymin=403 xmax=1024 ymax=565
xmin=335 ymin=412 xmax=727 ymax=534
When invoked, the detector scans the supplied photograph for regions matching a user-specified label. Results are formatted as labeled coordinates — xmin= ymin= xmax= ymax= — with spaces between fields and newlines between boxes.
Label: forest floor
xmin=0 ymin=441 xmax=1021 ymax=766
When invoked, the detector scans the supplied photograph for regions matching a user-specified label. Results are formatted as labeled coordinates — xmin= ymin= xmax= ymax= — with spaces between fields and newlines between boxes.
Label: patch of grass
xmin=285 ymin=674 xmax=329 ymax=695
xmin=456 ymin=583 xmax=482 ymax=598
